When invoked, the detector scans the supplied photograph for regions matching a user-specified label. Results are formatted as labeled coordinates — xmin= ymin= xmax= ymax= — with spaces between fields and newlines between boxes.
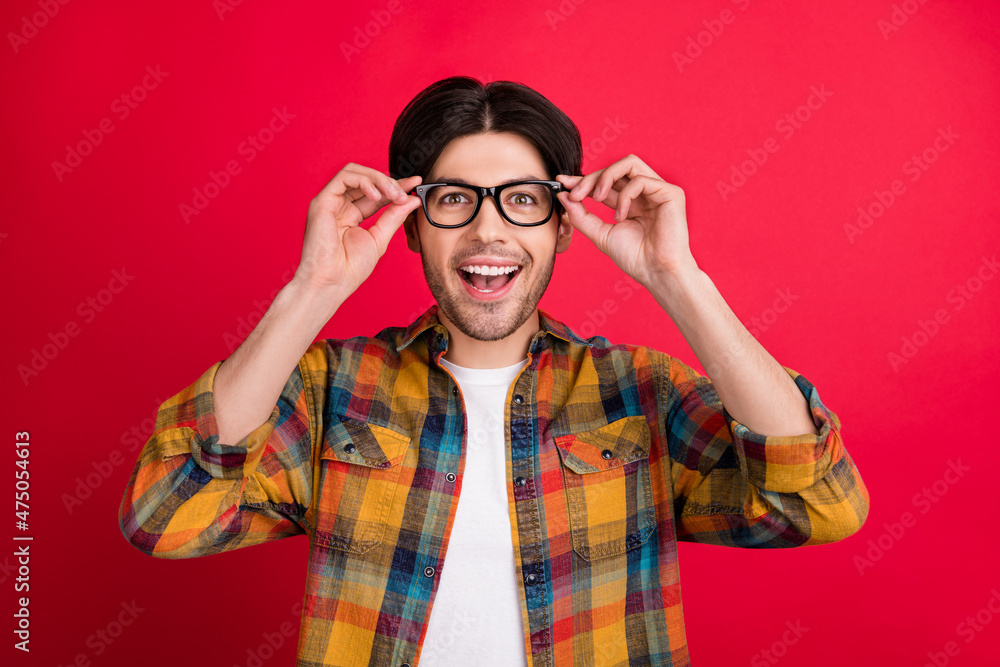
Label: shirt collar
xmin=395 ymin=305 xmax=594 ymax=354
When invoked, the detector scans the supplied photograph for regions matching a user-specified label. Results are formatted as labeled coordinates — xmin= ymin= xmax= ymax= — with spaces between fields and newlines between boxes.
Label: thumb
xmin=368 ymin=195 xmax=421 ymax=256
xmin=557 ymin=191 xmax=610 ymax=253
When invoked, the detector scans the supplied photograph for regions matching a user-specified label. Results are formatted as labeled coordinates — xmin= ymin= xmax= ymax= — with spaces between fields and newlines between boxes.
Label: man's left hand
xmin=557 ymin=155 xmax=698 ymax=289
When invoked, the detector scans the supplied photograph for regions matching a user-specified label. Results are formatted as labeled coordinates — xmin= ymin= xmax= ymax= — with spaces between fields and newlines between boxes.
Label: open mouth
xmin=457 ymin=263 xmax=522 ymax=298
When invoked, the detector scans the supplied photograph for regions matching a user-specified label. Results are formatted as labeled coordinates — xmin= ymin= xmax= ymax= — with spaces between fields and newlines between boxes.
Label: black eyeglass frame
xmin=412 ymin=180 xmax=566 ymax=229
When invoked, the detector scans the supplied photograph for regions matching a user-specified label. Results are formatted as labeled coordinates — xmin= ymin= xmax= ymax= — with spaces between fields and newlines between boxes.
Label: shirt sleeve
xmin=117 ymin=341 xmax=328 ymax=559
xmin=660 ymin=355 xmax=869 ymax=547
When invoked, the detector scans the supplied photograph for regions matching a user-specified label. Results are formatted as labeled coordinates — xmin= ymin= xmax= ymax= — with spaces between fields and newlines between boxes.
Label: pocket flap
xmin=554 ymin=416 xmax=651 ymax=474
xmin=321 ymin=418 xmax=410 ymax=469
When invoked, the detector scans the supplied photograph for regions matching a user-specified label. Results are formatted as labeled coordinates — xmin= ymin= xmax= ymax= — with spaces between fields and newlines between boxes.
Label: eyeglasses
xmin=413 ymin=180 xmax=565 ymax=229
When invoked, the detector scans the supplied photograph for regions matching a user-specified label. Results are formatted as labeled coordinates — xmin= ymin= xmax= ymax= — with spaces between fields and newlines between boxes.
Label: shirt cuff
xmin=152 ymin=360 xmax=280 ymax=480
xmin=722 ymin=368 xmax=844 ymax=494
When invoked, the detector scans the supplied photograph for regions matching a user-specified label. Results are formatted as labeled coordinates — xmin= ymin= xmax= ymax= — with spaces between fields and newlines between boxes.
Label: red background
xmin=3 ymin=1 xmax=999 ymax=665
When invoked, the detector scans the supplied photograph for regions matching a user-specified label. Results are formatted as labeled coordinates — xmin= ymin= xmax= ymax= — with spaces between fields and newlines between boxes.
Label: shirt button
xmin=513 ymin=394 xmax=524 ymax=405
xmin=423 ymin=566 xmax=435 ymax=578
xmin=402 ymin=664 xmax=412 ymax=667
xmin=514 ymin=476 xmax=526 ymax=487
xmin=525 ymin=573 xmax=537 ymax=585
xmin=446 ymin=472 xmax=456 ymax=483
xmin=344 ymin=443 xmax=356 ymax=454
xmin=452 ymin=386 xmax=458 ymax=396
xmin=601 ymin=449 xmax=613 ymax=460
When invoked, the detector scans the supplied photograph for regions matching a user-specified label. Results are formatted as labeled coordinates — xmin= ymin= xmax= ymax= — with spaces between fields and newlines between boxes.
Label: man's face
xmin=404 ymin=132 xmax=572 ymax=342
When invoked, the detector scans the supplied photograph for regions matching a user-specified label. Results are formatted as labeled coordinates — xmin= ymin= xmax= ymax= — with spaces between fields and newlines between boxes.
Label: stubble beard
xmin=421 ymin=250 xmax=555 ymax=342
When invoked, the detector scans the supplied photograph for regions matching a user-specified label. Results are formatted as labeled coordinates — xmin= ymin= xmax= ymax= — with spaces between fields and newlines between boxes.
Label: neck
xmin=437 ymin=309 xmax=539 ymax=368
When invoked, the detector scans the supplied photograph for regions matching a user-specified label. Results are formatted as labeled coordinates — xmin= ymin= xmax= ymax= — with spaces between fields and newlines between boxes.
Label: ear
xmin=403 ymin=211 xmax=421 ymax=253
xmin=555 ymin=210 xmax=573 ymax=254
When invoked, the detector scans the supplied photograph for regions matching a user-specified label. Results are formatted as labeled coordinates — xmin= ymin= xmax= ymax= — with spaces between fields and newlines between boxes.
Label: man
xmin=119 ymin=76 xmax=869 ymax=666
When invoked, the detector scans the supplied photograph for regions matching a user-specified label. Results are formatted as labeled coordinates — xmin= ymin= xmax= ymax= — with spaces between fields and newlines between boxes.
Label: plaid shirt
xmin=119 ymin=306 xmax=869 ymax=666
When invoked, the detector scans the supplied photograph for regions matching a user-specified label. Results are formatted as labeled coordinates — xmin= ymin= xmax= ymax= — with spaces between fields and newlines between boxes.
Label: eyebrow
xmin=428 ymin=175 xmax=546 ymax=186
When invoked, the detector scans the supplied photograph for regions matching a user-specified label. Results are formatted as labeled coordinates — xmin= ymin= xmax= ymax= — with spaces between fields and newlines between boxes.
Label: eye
xmin=506 ymin=192 xmax=538 ymax=207
xmin=432 ymin=189 xmax=473 ymax=206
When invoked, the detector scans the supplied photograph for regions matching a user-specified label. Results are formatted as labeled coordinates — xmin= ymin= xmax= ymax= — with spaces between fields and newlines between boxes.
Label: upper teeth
xmin=461 ymin=265 xmax=518 ymax=275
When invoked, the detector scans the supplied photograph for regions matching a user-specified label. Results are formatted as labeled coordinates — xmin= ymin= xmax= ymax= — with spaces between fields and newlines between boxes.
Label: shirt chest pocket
xmin=554 ymin=415 xmax=657 ymax=562
xmin=314 ymin=418 xmax=410 ymax=555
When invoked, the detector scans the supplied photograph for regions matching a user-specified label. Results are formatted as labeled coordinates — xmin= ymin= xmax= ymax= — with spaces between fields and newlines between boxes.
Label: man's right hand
xmin=294 ymin=164 xmax=422 ymax=297
xmin=212 ymin=165 xmax=421 ymax=447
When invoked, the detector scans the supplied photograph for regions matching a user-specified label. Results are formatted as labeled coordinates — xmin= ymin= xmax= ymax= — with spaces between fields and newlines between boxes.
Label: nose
xmin=464 ymin=193 xmax=509 ymax=243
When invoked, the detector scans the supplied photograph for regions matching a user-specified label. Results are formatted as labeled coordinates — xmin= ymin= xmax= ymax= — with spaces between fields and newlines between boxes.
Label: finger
xmin=557 ymin=191 xmax=612 ymax=253
xmin=316 ymin=164 xmax=404 ymax=208
xmin=593 ymin=154 xmax=661 ymax=199
xmin=615 ymin=176 xmax=645 ymax=222
xmin=357 ymin=174 xmax=423 ymax=220
xmin=567 ymin=169 xmax=605 ymax=202
xmin=317 ymin=164 xmax=376 ymax=199
xmin=594 ymin=185 xmax=622 ymax=212
xmin=565 ymin=171 xmax=627 ymax=216
xmin=353 ymin=171 xmax=405 ymax=205
xmin=397 ymin=175 xmax=422 ymax=194
xmin=373 ymin=174 xmax=411 ymax=205
xmin=367 ymin=195 xmax=422 ymax=256
xmin=332 ymin=173 xmax=383 ymax=219
xmin=568 ymin=157 xmax=648 ymax=204
xmin=577 ymin=174 xmax=627 ymax=211
xmin=346 ymin=166 xmax=417 ymax=204
xmin=591 ymin=175 xmax=633 ymax=209
xmin=323 ymin=169 xmax=380 ymax=204
xmin=616 ymin=175 xmax=678 ymax=221
xmin=336 ymin=171 xmax=411 ymax=219
xmin=594 ymin=163 xmax=639 ymax=201
xmin=556 ymin=174 xmax=583 ymax=191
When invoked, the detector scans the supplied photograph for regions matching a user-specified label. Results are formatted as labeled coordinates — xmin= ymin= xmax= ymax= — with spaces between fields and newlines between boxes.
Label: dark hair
xmin=388 ymin=76 xmax=581 ymax=181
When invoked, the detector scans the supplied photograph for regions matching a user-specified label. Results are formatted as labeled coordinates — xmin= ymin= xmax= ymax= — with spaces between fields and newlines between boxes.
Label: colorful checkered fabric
xmin=119 ymin=306 xmax=869 ymax=666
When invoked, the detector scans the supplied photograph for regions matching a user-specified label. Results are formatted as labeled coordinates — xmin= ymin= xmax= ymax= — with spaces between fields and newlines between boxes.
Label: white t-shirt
xmin=419 ymin=357 xmax=530 ymax=667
